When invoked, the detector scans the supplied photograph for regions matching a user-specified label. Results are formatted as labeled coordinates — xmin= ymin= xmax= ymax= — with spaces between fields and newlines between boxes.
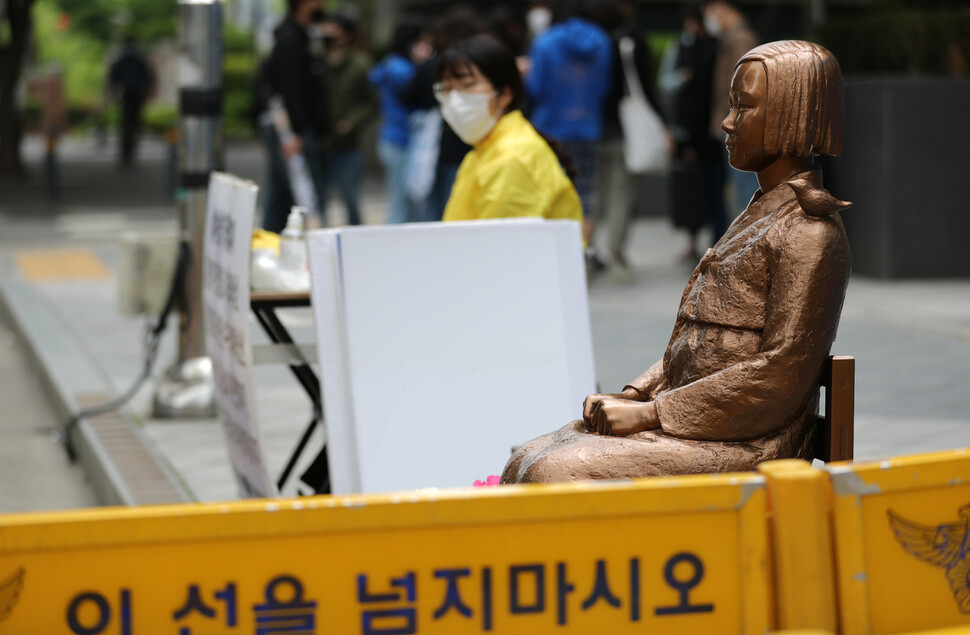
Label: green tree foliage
xmin=223 ymin=22 xmax=260 ymax=137
xmin=33 ymin=0 xmax=107 ymax=107
xmin=52 ymin=0 xmax=175 ymax=44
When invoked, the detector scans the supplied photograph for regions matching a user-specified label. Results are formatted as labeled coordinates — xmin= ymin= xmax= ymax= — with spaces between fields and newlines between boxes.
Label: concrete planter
xmin=827 ymin=78 xmax=970 ymax=278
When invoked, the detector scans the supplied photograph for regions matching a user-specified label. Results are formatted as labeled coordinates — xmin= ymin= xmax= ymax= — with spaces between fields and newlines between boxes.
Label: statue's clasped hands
xmin=582 ymin=388 xmax=661 ymax=437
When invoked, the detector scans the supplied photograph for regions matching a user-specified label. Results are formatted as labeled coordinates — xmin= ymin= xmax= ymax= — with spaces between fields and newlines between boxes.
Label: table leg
xmin=251 ymin=304 xmax=328 ymax=493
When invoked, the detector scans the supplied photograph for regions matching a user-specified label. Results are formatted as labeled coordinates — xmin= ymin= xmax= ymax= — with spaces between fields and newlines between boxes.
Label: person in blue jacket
xmin=525 ymin=0 xmax=613 ymax=259
xmin=368 ymin=17 xmax=427 ymax=224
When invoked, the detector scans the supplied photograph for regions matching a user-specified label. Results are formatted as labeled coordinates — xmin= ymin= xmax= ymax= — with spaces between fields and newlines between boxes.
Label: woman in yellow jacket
xmin=435 ymin=35 xmax=583 ymax=224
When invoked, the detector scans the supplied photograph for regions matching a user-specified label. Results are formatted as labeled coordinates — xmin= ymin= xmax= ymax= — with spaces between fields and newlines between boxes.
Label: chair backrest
xmin=815 ymin=355 xmax=855 ymax=462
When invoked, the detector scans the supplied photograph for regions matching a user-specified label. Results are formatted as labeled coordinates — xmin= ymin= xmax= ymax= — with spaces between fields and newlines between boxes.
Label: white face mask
xmin=527 ymin=7 xmax=552 ymax=36
xmin=704 ymin=15 xmax=722 ymax=37
xmin=438 ymin=90 xmax=499 ymax=145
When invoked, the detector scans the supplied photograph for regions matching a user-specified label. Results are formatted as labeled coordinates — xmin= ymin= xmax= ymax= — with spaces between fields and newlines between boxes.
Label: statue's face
xmin=722 ymin=61 xmax=773 ymax=173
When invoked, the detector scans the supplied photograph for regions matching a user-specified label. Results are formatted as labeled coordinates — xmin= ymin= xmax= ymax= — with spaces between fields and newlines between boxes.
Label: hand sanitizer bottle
xmin=279 ymin=206 xmax=308 ymax=277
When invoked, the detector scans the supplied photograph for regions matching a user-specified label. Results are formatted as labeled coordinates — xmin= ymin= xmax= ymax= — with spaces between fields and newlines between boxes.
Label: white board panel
xmin=309 ymin=220 xmax=595 ymax=493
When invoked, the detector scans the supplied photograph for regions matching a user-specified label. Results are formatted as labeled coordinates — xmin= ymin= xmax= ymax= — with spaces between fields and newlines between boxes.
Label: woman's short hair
xmin=436 ymin=35 xmax=524 ymax=113
xmin=390 ymin=16 xmax=426 ymax=59
xmin=736 ymin=40 xmax=843 ymax=158
xmin=432 ymin=8 xmax=490 ymax=53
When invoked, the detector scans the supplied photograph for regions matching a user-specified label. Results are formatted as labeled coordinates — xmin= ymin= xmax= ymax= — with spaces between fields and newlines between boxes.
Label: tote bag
xmin=618 ymin=37 xmax=669 ymax=174
xmin=404 ymin=107 xmax=442 ymax=205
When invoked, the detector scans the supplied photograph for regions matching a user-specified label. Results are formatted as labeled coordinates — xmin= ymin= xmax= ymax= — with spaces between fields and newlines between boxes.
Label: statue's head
xmin=730 ymin=40 xmax=843 ymax=161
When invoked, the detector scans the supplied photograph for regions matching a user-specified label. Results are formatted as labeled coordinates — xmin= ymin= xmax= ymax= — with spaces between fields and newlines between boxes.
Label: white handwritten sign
xmin=202 ymin=172 xmax=277 ymax=498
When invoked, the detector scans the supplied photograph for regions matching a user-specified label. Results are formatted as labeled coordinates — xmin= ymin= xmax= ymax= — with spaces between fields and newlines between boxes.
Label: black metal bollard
xmin=165 ymin=127 xmax=179 ymax=201
xmin=44 ymin=130 xmax=60 ymax=203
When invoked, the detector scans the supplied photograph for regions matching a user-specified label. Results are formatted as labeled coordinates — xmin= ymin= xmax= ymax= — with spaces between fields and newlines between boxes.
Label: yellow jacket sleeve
xmin=474 ymin=157 xmax=554 ymax=220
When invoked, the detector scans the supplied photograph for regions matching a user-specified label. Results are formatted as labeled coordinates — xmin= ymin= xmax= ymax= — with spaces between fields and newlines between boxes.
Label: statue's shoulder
xmin=788 ymin=176 xmax=852 ymax=218
xmin=769 ymin=183 xmax=851 ymax=258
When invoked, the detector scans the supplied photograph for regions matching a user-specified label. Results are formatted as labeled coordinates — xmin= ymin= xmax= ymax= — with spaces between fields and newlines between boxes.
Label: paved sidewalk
xmin=0 ymin=315 xmax=98 ymax=512
xmin=4 ymin=214 xmax=970 ymax=507
xmin=2 ymin=134 xmax=969 ymax=508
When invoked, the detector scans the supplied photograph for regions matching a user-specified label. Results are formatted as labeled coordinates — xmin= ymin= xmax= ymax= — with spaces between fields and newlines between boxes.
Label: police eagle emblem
xmin=0 ymin=567 xmax=25 ymax=623
xmin=888 ymin=504 xmax=970 ymax=614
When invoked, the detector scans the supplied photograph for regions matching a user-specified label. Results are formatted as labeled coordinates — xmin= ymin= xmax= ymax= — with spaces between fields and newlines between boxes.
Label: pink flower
xmin=473 ymin=475 xmax=502 ymax=487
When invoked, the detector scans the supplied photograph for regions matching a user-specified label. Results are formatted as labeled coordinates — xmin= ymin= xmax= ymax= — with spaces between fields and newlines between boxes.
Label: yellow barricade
xmin=0 ymin=474 xmax=770 ymax=634
xmin=761 ymin=460 xmax=838 ymax=632
xmin=828 ymin=449 xmax=970 ymax=634
xmin=7 ymin=449 xmax=970 ymax=634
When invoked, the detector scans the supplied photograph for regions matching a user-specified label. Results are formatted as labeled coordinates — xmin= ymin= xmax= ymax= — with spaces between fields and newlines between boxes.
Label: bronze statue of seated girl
xmin=503 ymin=41 xmax=852 ymax=483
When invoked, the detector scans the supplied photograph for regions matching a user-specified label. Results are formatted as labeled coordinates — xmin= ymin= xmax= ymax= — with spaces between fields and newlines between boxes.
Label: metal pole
xmin=811 ymin=0 xmax=826 ymax=28
xmin=165 ymin=127 xmax=179 ymax=202
xmin=153 ymin=0 xmax=224 ymax=418
xmin=805 ymin=0 xmax=826 ymax=30
xmin=373 ymin=0 xmax=396 ymax=49
xmin=44 ymin=131 xmax=59 ymax=203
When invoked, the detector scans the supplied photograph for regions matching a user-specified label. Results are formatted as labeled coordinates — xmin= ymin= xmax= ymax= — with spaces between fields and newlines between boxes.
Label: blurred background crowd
xmin=1 ymin=0 xmax=968 ymax=277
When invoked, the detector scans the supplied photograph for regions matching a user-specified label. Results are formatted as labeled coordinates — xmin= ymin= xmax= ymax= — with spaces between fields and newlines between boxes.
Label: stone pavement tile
xmin=855 ymin=415 xmax=970 ymax=461
xmin=0 ymin=316 xmax=98 ymax=512
xmin=143 ymin=419 xmax=234 ymax=502
xmin=844 ymin=279 xmax=970 ymax=343
xmin=15 ymin=249 xmax=112 ymax=282
xmin=36 ymin=279 xmax=170 ymax=415
xmin=143 ymin=361 xmax=324 ymax=502
xmin=833 ymin=317 xmax=970 ymax=422
xmin=589 ymin=292 xmax=680 ymax=392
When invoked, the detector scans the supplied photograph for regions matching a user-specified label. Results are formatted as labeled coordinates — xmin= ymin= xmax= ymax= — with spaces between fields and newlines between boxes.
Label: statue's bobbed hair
xmin=737 ymin=40 xmax=843 ymax=158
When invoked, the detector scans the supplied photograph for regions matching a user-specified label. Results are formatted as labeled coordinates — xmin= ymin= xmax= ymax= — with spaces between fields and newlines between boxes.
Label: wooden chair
xmin=815 ymin=355 xmax=855 ymax=462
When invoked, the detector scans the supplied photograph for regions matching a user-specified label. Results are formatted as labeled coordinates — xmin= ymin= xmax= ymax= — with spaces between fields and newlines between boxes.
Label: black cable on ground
xmin=64 ymin=240 xmax=190 ymax=461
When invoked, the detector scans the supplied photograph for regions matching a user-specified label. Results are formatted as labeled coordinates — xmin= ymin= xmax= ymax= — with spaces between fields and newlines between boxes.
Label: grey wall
xmin=827 ymin=78 xmax=970 ymax=278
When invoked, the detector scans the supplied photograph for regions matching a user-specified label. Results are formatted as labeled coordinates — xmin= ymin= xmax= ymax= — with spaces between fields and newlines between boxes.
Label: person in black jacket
xmin=108 ymin=36 xmax=155 ymax=166
xmin=663 ymin=4 xmax=724 ymax=259
xmin=319 ymin=13 xmax=377 ymax=226
xmin=259 ymin=0 xmax=329 ymax=233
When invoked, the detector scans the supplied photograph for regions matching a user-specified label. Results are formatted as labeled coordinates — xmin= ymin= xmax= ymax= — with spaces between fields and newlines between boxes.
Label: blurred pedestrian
xmin=525 ymin=1 xmax=554 ymax=45
xmin=595 ymin=0 xmax=664 ymax=277
xmin=487 ymin=7 xmax=528 ymax=57
xmin=369 ymin=17 xmax=428 ymax=224
xmin=399 ymin=8 xmax=490 ymax=222
xmin=320 ymin=13 xmax=377 ymax=226
xmin=108 ymin=35 xmax=155 ymax=166
xmin=661 ymin=4 xmax=723 ymax=259
xmin=437 ymin=35 xmax=582 ymax=225
xmin=702 ymin=0 xmax=759 ymax=218
xmin=258 ymin=0 xmax=329 ymax=233
xmin=524 ymin=0 xmax=612 ymax=270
